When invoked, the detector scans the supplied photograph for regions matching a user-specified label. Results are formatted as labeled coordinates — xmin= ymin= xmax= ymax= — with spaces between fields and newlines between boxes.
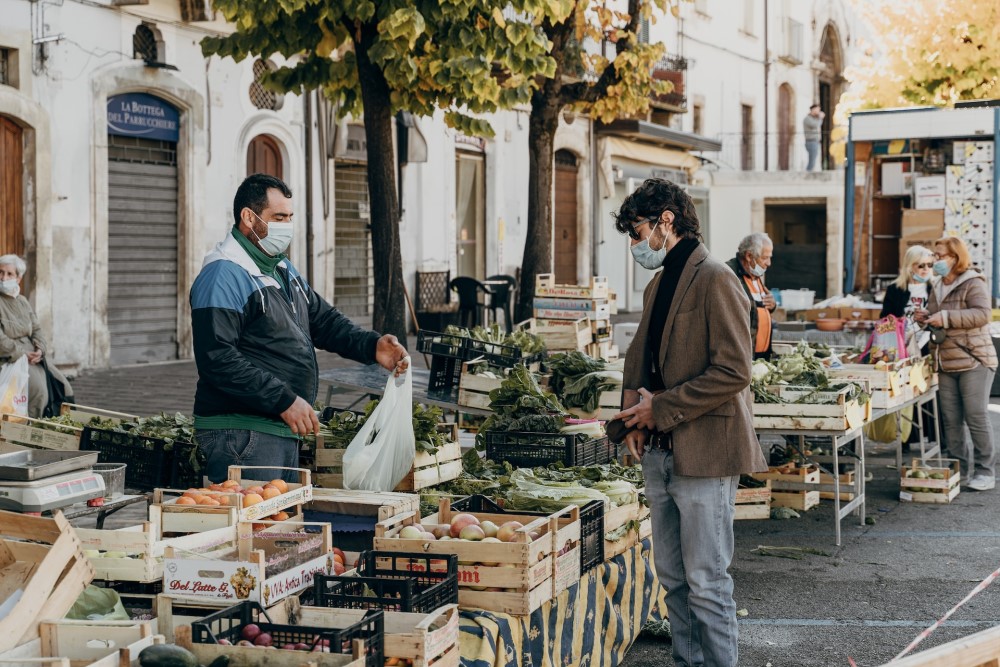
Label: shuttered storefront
xmin=333 ymin=163 xmax=372 ymax=317
xmin=107 ymin=135 xmax=179 ymax=365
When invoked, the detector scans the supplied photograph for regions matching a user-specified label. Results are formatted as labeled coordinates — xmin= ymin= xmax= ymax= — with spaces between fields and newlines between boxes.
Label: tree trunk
xmin=355 ymin=28 xmax=408 ymax=347
xmin=515 ymin=96 xmax=562 ymax=323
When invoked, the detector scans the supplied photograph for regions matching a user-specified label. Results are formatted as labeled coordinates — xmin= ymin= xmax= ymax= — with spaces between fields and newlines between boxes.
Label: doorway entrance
xmin=554 ymin=150 xmax=579 ymax=284
xmin=764 ymin=201 xmax=828 ymax=298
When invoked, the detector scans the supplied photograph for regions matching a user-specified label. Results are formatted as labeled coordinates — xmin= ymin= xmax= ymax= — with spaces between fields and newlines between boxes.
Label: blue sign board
xmin=107 ymin=93 xmax=180 ymax=143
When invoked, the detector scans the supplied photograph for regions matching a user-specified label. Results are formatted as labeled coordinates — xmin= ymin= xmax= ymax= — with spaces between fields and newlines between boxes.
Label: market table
xmin=459 ymin=537 xmax=666 ymax=667
xmin=755 ymin=424 xmax=866 ymax=546
xmin=318 ymin=365 xmax=491 ymax=417
xmin=869 ymin=387 xmax=942 ymax=470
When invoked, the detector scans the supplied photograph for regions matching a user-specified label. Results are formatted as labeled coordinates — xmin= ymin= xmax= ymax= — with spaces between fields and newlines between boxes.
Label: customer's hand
xmin=280 ymin=396 xmax=320 ymax=436
xmin=613 ymin=387 xmax=658 ymax=431
xmin=623 ymin=430 xmax=648 ymax=462
xmin=926 ymin=313 xmax=943 ymax=328
xmin=376 ymin=334 xmax=410 ymax=376
xmin=26 ymin=350 xmax=42 ymax=365
xmin=762 ymin=293 xmax=776 ymax=310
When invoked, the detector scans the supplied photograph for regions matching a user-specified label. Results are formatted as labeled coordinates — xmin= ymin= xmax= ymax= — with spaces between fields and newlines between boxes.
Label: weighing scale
xmin=0 ymin=450 xmax=105 ymax=512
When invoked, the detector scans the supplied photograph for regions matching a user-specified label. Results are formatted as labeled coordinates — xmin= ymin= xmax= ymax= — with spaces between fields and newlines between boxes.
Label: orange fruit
xmin=332 ymin=552 xmax=344 ymax=565
xmin=216 ymin=495 xmax=232 ymax=506
xmin=261 ymin=487 xmax=281 ymax=500
xmin=252 ymin=522 xmax=268 ymax=531
xmin=175 ymin=496 xmax=197 ymax=505
xmin=268 ymin=479 xmax=289 ymax=493
xmin=194 ymin=495 xmax=215 ymax=505
xmin=246 ymin=485 xmax=265 ymax=496
xmin=221 ymin=479 xmax=241 ymax=489
xmin=271 ymin=511 xmax=289 ymax=521
xmin=242 ymin=493 xmax=264 ymax=507
xmin=182 ymin=488 xmax=201 ymax=499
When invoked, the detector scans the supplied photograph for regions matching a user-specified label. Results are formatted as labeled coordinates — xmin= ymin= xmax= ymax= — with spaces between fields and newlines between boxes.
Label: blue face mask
xmin=630 ymin=224 xmax=667 ymax=270
xmin=911 ymin=273 xmax=930 ymax=284
xmin=932 ymin=259 xmax=951 ymax=277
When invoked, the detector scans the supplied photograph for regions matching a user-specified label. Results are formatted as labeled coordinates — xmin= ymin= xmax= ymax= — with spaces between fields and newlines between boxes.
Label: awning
xmin=597 ymin=137 xmax=703 ymax=196
xmin=596 ymin=119 xmax=722 ymax=152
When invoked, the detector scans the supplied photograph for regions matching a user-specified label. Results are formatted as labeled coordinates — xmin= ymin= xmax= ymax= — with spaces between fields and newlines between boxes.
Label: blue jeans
xmin=643 ymin=449 xmax=739 ymax=667
xmin=195 ymin=429 xmax=300 ymax=484
xmin=806 ymin=140 xmax=820 ymax=171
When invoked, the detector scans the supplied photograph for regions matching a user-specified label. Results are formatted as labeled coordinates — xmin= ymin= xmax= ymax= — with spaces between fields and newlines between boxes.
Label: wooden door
xmin=247 ymin=134 xmax=283 ymax=177
xmin=0 ymin=117 xmax=24 ymax=260
xmin=554 ymin=150 xmax=578 ymax=284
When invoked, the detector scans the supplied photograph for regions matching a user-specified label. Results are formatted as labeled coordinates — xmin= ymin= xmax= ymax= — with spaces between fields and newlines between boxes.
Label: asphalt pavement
xmin=68 ymin=332 xmax=1000 ymax=667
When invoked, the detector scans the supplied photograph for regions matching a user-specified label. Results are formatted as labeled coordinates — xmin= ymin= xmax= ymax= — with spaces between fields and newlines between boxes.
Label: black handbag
xmin=41 ymin=359 xmax=73 ymax=418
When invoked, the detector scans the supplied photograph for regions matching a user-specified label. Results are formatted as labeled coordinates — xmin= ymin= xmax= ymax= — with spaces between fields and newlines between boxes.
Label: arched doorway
xmin=554 ymin=150 xmax=579 ymax=284
xmin=247 ymin=134 xmax=283 ymax=178
xmin=818 ymin=23 xmax=844 ymax=171
xmin=0 ymin=116 xmax=24 ymax=261
xmin=777 ymin=84 xmax=794 ymax=171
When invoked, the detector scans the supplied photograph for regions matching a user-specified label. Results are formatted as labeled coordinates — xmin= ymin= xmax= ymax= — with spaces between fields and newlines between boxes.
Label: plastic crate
xmin=484 ymin=431 xmax=616 ymax=468
xmin=463 ymin=337 xmax=543 ymax=368
xmin=191 ymin=600 xmax=383 ymax=666
xmin=81 ymin=427 xmax=204 ymax=491
xmin=313 ymin=551 xmax=458 ymax=613
xmin=416 ymin=330 xmax=467 ymax=359
xmin=428 ymin=355 xmax=463 ymax=392
xmin=451 ymin=495 xmax=605 ymax=574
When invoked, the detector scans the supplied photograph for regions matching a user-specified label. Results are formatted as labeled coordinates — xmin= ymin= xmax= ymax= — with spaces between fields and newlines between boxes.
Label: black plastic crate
xmin=450 ymin=494 xmax=605 ymax=574
xmin=191 ymin=600 xmax=383 ymax=666
xmin=314 ymin=551 xmax=458 ymax=613
xmin=463 ymin=338 xmax=543 ymax=368
xmin=484 ymin=431 xmax=616 ymax=468
xmin=81 ymin=427 xmax=204 ymax=491
xmin=428 ymin=354 xmax=463 ymax=392
xmin=416 ymin=330 xmax=467 ymax=359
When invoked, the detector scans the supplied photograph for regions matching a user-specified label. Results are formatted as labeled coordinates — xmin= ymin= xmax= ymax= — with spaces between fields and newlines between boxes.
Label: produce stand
xmin=318 ymin=366 xmax=492 ymax=417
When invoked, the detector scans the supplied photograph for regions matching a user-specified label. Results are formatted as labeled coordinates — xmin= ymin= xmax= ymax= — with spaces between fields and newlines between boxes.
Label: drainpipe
xmin=763 ymin=0 xmax=770 ymax=171
xmin=304 ymin=91 xmax=314 ymax=285
xmin=591 ymin=119 xmax=601 ymax=277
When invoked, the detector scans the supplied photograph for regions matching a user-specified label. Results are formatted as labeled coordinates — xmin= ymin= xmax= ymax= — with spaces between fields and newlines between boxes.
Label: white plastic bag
xmin=342 ymin=368 xmax=416 ymax=491
xmin=0 ymin=355 xmax=29 ymax=416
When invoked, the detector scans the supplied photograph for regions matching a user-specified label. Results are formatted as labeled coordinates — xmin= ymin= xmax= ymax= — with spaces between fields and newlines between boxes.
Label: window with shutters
xmin=249 ymin=59 xmax=283 ymax=111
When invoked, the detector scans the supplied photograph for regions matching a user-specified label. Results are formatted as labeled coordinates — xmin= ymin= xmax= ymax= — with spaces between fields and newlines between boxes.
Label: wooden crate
xmin=75 ymin=521 xmax=237 ymax=583
xmin=457 ymin=364 xmax=503 ymax=410
xmin=604 ymin=516 xmax=652 ymax=560
xmin=818 ymin=471 xmax=857 ymax=501
xmin=0 ymin=414 xmax=82 ymax=451
xmin=753 ymin=384 xmax=871 ymax=431
xmin=586 ymin=341 xmax=619 ymax=362
xmin=751 ymin=463 xmax=821 ymax=485
xmin=534 ymin=273 xmax=609 ymax=299
xmin=273 ymin=597 xmax=460 ymax=667
xmin=828 ymin=364 xmax=908 ymax=410
xmin=603 ymin=501 xmax=652 ymax=559
xmin=228 ymin=466 xmax=314 ymax=521
xmin=900 ymin=458 xmax=961 ymax=504
xmin=0 ymin=620 xmax=163 ymax=667
xmin=536 ymin=318 xmax=591 ymax=351
xmin=306 ymin=487 xmax=420 ymax=522
xmin=373 ymin=499 xmax=579 ymax=615
xmin=567 ymin=389 xmax=621 ymax=421
xmin=315 ymin=437 xmax=462 ymax=492
xmin=771 ymin=490 xmax=821 ymax=511
xmin=876 ymin=621 xmax=1000 ymax=667
xmin=735 ymin=480 xmax=772 ymax=520
xmin=534 ymin=303 xmax=612 ymax=321
xmin=162 ymin=521 xmax=333 ymax=605
xmin=59 ymin=403 xmax=137 ymax=425
xmin=0 ymin=510 xmax=95 ymax=652
xmin=150 ymin=489 xmax=241 ymax=536
xmin=154 ymin=594 xmax=249 ymax=643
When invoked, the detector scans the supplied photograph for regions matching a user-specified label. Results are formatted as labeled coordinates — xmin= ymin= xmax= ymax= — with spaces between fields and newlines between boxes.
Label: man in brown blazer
xmin=612 ymin=178 xmax=767 ymax=667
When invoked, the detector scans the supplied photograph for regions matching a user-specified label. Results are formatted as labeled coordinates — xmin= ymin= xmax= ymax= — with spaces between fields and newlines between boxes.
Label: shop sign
xmin=107 ymin=92 xmax=180 ymax=142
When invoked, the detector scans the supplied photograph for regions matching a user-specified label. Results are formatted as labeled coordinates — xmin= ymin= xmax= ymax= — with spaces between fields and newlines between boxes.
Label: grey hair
xmin=738 ymin=232 xmax=773 ymax=258
xmin=0 ymin=255 xmax=26 ymax=278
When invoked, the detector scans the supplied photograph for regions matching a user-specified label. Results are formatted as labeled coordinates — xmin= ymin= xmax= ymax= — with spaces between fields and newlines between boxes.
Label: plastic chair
xmin=486 ymin=274 xmax=517 ymax=333
xmin=449 ymin=277 xmax=492 ymax=328
xmin=415 ymin=270 xmax=459 ymax=331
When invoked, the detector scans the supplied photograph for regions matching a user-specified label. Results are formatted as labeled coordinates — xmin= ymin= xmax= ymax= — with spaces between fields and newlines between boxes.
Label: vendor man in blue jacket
xmin=190 ymin=173 xmax=409 ymax=483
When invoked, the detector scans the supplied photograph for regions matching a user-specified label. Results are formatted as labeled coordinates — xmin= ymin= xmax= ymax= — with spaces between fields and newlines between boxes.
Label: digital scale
xmin=0 ymin=450 xmax=105 ymax=513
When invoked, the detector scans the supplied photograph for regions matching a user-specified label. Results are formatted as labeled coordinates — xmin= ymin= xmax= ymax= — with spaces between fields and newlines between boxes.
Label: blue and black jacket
xmin=190 ymin=233 xmax=380 ymax=419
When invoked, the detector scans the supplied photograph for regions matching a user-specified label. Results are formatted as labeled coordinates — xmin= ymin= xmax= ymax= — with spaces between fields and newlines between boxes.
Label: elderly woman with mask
xmin=0 ymin=255 xmax=73 ymax=417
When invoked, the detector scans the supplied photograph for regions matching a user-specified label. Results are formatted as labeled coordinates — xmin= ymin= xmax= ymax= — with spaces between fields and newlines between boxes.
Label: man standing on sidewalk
xmin=803 ymin=103 xmax=825 ymax=171
xmin=611 ymin=178 xmax=767 ymax=667
xmin=189 ymin=173 xmax=408 ymax=483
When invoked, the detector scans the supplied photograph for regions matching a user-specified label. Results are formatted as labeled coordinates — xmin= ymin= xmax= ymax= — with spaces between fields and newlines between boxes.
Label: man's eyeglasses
xmin=623 ymin=215 xmax=658 ymax=240
xmin=914 ymin=263 xmax=934 ymax=269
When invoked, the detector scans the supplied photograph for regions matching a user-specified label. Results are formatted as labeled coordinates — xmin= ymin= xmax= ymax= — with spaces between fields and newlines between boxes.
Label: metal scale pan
xmin=0 ymin=450 xmax=99 ymax=482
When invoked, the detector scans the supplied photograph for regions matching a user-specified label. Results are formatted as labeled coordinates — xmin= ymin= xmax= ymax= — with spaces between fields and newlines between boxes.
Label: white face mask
xmin=250 ymin=210 xmax=293 ymax=256
xmin=0 ymin=279 xmax=19 ymax=298
xmin=748 ymin=262 xmax=767 ymax=278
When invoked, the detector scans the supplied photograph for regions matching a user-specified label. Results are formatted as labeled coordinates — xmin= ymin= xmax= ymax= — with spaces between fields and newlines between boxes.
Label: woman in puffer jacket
xmin=915 ymin=237 xmax=997 ymax=491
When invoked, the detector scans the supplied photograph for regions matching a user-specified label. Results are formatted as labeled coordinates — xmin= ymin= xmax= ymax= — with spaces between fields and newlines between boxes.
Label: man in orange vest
xmin=726 ymin=232 xmax=776 ymax=360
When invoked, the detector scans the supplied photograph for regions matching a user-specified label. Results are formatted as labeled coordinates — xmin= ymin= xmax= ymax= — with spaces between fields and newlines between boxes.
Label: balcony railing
xmin=650 ymin=56 xmax=687 ymax=112
xmin=708 ymin=131 xmax=835 ymax=172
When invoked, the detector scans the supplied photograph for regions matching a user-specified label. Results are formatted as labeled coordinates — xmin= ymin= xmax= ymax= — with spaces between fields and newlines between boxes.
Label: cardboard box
xmin=901 ymin=208 xmax=944 ymax=242
xmin=881 ymin=162 xmax=911 ymax=195
xmin=840 ymin=307 xmax=882 ymax=321
xmin=914 ymin=175 xmax=946 ymax=210
xmin=954 ymin=140 xmax=994 ymax=164
xmin=797 ymin=307 xmax=840 ymax=322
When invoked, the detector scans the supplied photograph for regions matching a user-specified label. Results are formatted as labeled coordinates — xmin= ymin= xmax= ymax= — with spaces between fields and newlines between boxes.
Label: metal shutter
xmin=333 ymin=162 xmax=372 ymax=317
xmin=107 ymin=136 xmax=179 ymax=365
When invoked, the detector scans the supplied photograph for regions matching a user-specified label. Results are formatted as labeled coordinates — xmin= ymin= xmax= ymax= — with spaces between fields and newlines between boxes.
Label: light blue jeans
xmin=806 ymin=139 xmax=821 ymax=171
xmin=195 ymin=429 xmax=300 ymax=484
xmin=643 ymin=449 xmax=740 ymax=667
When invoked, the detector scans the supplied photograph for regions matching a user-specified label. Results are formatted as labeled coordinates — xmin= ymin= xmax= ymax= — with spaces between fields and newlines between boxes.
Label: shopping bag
xmin=0 ymin=355 xmax=30 ymax=416
xmin=342 ymin=368 xmax=416 ymax=491
xmin=860 ymin=315 xmax=907 ymax=363
xmin=864 ymin=406 xmax=913 ymax=443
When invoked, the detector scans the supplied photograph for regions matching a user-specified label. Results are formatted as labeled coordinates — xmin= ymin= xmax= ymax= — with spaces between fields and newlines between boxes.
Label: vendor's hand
xmin=376 ymin=334 xmax=409 ymax=376
xmin=762 ymin=293 xmax=776 ymax=310
xmin=26 ymin=350 xmax=42 ymax=365
xmin=613 ymin=387 xmax=658 ymax=431
xmin=280 ymin=396 xmax=320 ymax=437
xmin=624 ymin=430 xmax=648 ymax=462
xmin=913 ymin=308 xmax=929 ymax=324
xmin=926 ymin=313 xmax=944 ymax=328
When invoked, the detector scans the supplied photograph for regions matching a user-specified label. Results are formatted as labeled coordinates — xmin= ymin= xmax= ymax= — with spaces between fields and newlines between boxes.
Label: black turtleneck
xmin=647 ymin=237 xmax=701 ymax=390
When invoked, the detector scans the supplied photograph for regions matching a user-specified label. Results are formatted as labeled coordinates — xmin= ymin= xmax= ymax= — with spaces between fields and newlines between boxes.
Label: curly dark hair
xmin=612 ymin=178 xmax=702 ymax=241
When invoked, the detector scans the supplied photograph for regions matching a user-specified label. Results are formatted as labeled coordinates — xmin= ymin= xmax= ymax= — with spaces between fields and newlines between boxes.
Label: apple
xmin=449 ymin=513 xmax=480 ymax=538
xmin=254 ymin=633 xmax=273 ymax=647
xmin=399 ymin=525 xmax=424 ymax=539
xmin=241 ymin=624 xmax=261 ymax=642
xmin=421 ymin=531 xmax=437 ymax=541
xmin=237 ymin=640 xmax=254 ymax=647
xmin=459 ymin=524 xmax=486 ymax=541
xmin=496 ymin=521 xmax=523 ymax=543
xmin=479 ymin=537 xmax=502 ymax=566
xmin=480 ymin=520 xmax=499 ymax=538
xmin=293 ymin=643 xmax=310 ymax=651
